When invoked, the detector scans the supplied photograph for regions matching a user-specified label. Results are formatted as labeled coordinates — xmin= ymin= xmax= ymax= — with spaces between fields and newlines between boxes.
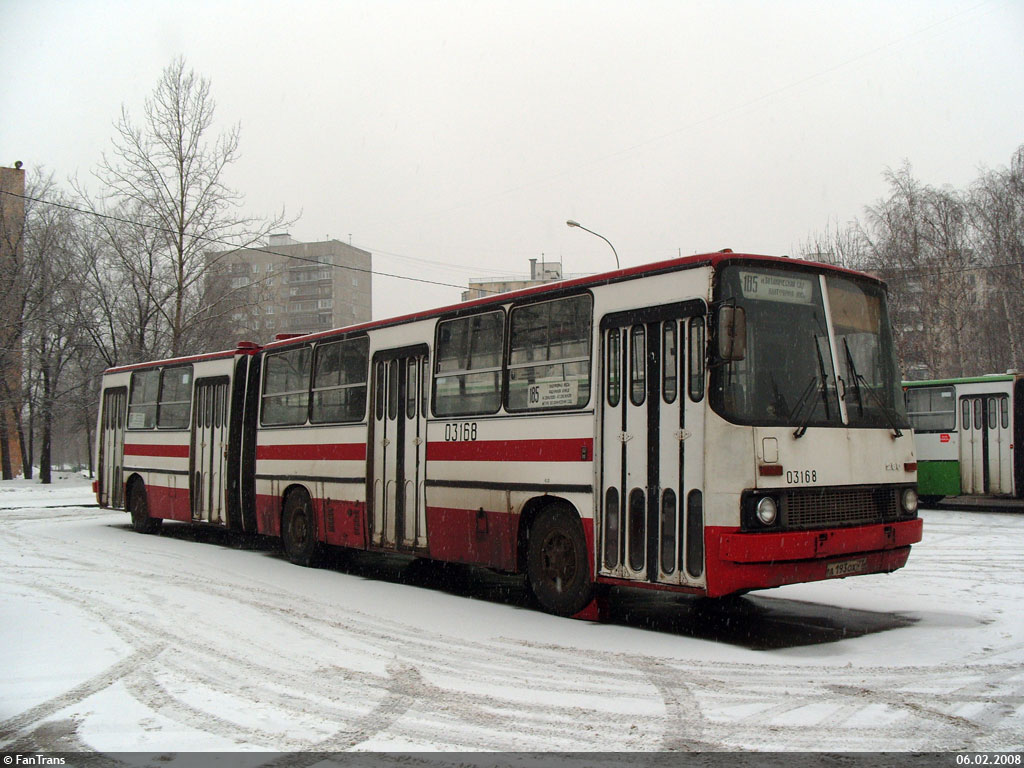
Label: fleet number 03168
xmin=786 ymin=469 xmax=818 ymax=484
xmin=444 ymin=422 xmax=478 ymax=442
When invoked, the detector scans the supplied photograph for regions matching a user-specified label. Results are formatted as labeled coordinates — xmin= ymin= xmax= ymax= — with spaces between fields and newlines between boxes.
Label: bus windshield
xmin=710 ymin=264 xmax=909 ymax=430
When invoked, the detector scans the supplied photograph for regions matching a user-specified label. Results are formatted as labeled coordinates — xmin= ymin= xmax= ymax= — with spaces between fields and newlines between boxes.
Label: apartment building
xmin=209 ymin=234 xmax=372 ymax=340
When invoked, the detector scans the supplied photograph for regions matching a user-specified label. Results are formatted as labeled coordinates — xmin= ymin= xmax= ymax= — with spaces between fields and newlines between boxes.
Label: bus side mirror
xmin=717 ymin=306 xmax=747 ymax=362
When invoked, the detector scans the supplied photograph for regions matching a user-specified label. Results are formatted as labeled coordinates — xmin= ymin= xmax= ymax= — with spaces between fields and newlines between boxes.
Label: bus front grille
xmin=782 ymin=487 xmax=899 ymax=529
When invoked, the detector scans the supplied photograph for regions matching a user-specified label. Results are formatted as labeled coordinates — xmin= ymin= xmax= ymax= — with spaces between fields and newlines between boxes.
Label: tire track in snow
xmin=2 ymin=574 xmax=418 ymax=751
xmin=3 ymin=507 xmax=1024 ymax=751
xmin=0 ymin=644 xmax=165 ymax=745
xmin=2 ymin=516 xmax=657 ymax=718
xmin=627 ymin=657 xmax=716 ymax=751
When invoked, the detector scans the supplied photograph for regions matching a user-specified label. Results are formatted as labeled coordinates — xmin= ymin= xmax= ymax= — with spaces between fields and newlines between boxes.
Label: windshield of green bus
xmin=710 ymin=264 xmax=910 ymax=430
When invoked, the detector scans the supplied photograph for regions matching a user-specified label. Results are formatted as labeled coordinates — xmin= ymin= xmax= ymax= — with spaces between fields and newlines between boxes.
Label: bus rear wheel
xmin=282 ymin=490 xmax=322 ymax=567
xmin=527 ymin=505 xmax=593 ymax=617
xmin=129 ymin=483 xmax=161 ymax=534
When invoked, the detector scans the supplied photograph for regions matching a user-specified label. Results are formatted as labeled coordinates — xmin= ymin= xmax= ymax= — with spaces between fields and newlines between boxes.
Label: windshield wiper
xmin=842 ymin=339 xmax=864 ymax=417
xmin=790 ymin=376 xmax=819 ymax=439
xmin=792 ymin=335 xmax=832 ymax=439
xmin=840 ymin=339 xmax=903 ymax=437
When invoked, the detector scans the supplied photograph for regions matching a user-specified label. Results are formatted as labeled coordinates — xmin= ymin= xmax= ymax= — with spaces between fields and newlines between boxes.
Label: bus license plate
xmin=826 ymin=558 xmax=866 ymax=578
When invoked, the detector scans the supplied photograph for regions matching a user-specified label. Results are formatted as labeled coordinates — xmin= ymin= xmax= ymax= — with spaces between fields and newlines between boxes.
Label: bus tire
xmin=129 ymin=483 xmax=162 ymax=534
xmin=526 ymin=505 xmax=593 ymax=617
xmin=282 ymin=490 xmax=322 ymax=567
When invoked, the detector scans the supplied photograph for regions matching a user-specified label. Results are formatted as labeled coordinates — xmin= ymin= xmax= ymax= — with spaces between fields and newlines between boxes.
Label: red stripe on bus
xmin=426 ymin=438 xmax=593 ymax=462
xmin=256 ymin=443 xmax=367 ymax=461
xmin=123 ymin=443 xmax=190 ymax=458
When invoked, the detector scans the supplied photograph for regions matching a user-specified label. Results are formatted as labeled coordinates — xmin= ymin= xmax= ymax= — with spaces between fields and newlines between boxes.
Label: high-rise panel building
xmin=208 ymin=234 xmax=372 ymax=341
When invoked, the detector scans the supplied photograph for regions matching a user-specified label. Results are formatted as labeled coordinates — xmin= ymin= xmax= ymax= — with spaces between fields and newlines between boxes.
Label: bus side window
xmin=630 ymin=326 xmax=646 ymax=407
xmin=406 ymin=358 xmax=418 ymax=419
xmin=434 ymin=310 xmax=504 ymax=417
xmin=662 ymin=321 xmax=678 ymax=404
xmin=387 ymin=359 xmax=400 ymax=421
xmin=906 ymin=385 xmax=955 ymax=432
xmin=128 ymin=369 xmax=160 ymax=430
xmin=157 ymin=365 xmax=193 ymax=429
xmin=261 ymin=347 xmax=311 ymax=427
xmin=607 ymin=329 xmax=621 ymax=407
xmin=507 ymin=293 xmax=592 ymax=412
xmin=688 ymin=317 xmax=706 ymax=402
xmin=311 ymin=337 xmax=369 ymax=424
xmin=375 ymin=361 xmax=386 ymax=421
xmin=421 ymin=356 xmax=430 ymax=418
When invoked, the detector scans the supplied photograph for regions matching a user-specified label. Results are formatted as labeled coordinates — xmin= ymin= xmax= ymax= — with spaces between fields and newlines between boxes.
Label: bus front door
xmin=191 ymin=377 xmax=230 ymax=524
xmin=598 ymin=303 xmax=706 ymax=588
xmin=98 ymin=387 xmax=127 ymax=508
xmin=960 ymin=394 xmax=1012 ymax=496
xmin=370 ymin=346 xmax=429 ymax=551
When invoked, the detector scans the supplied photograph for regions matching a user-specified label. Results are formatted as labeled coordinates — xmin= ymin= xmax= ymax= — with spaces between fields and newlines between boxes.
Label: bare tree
xmin=797 ymin=217 xmax=867 ymax=270
xmin=79 ymin=204 xmax=174 ymax=364
xmin=970 ymin=144 xmax=1024 ymax=373
xmin=82 ymin=57 xmax=291 ymax=361
xmin=20 ymin=179 xmax=91 ymax=483
xmin=855 ymin=165 xmax=979 ymax=379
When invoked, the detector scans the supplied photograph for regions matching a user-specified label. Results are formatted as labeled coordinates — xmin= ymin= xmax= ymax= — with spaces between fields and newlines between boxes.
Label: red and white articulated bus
xmin=95 ymin=252 xmax=923 ymax=618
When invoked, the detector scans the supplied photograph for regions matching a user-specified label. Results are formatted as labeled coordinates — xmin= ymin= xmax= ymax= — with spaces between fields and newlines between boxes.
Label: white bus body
xmin=97 ymin=253 xmax=922 ymax=617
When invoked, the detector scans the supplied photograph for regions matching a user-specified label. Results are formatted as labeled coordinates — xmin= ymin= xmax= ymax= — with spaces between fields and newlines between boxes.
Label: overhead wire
xmin=0 ymin=189 xmax=504 ymax=295
xmin=5 ymin=188 xmax=1023 ymax=289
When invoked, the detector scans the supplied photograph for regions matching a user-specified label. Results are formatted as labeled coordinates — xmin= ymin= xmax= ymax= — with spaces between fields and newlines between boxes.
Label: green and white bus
xmin=904 ymin=374 xmax=1024 ymax=503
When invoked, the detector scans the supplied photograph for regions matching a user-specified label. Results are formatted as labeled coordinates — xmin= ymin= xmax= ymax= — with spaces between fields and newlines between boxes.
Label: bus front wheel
xmin=527 ymin=505 xmax=593 ymax=617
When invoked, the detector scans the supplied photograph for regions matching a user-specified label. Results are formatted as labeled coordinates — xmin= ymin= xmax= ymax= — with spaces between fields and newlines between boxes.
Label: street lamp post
xmin=566 ymin=219 xmax=620 ymax=269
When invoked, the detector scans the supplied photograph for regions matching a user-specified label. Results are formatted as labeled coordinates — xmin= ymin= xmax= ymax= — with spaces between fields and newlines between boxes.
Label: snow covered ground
xmin=1 ymin=475 xmax=1022 ymax=757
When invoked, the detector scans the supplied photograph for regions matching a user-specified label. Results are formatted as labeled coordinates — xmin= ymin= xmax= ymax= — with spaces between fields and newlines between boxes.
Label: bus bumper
xmin=704 ymin=517 xmax=923 ymax=597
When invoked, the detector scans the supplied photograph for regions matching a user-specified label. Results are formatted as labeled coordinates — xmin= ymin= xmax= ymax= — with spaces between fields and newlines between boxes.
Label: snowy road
xmin=1 ymin=480 xmax=1022 ymax=754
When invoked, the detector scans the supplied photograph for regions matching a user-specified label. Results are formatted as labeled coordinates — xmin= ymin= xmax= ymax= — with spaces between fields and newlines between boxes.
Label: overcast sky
xmin=2 ymin=0 xmax=1022 ymax=320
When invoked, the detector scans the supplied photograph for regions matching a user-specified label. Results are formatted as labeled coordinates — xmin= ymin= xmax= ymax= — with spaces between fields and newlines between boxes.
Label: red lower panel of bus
xmin=146 ymin=484 xmax=192 ymax=522
xmin=425 ymin=506 xmax=519 ymax=572
xmin=255 ymin=494 xmax=281 ymax=537
xmin=319 ymin=498 xmax=366 ymax=548
xmin=703 ymin=518 xmax=924 ymax=597
xmin=423 ymin=508 xmax=596 ymax=576
xmin=252 ymin=496 xmax=531 ymax=573
xmin=253 ymin=494 xmax=366 ymax=547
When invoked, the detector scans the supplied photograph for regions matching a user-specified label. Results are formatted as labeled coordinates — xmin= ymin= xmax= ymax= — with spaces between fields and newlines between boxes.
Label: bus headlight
xmin=901 ymin=488 xmax=919 ymax=516
xmin=756 ymin=496 xmax=778 ymax=526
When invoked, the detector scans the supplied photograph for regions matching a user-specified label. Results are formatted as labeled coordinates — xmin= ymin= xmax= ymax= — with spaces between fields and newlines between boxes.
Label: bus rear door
xmin=191 ymin=377 xmax=230 ymax=524
xmin=98 ymin=387 xmax=127 ymax=508
xmin=960 ymin=393 xmax=1013 ymax=496
xmin=369 ymin=345 xmax=429 ymax=551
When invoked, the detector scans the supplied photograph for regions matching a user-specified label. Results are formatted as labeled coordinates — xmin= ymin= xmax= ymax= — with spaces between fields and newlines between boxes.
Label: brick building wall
xmin=0 ymin=165 xmax=25 ymax=475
